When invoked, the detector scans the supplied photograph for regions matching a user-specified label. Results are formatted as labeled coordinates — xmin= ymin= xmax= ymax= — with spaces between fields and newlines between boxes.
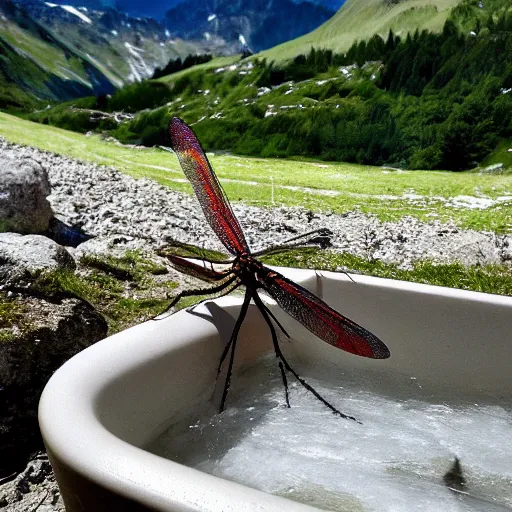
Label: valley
xmin=1 ymin=112 xmax=510 ymax=233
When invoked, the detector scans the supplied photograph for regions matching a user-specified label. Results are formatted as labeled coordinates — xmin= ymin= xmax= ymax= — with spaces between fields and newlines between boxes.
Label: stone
xmin=0 ymin=295 xmax=108 ymax=477
xmin=0 ymin=158 xmax=53 ymax=234
xmin=482 ymin=163 xmax=503 ymax=173
xmin=0 ymin=453 xmax=65 ymax=511
xmin=0 ymin=233 xmax=75 ymax=286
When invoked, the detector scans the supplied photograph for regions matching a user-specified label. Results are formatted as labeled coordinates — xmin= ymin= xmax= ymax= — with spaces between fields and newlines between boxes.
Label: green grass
xmin=0 ymin=112 xmax=510 ymax=233
xmin=24 ymin=256 xmax=178 ymax=334
xmin=0 ymin=21 xmax=88 ymax=82
xmin=481 ymin=139 xmax=512 ymax=170
xmin=261 ymin=248 xmax=512 ymax=296
xmin=163 ymin=244 xmax=512 ymax=314
xmin=259 ymin=0 xmax=461 ymax=62
xmin=80 ymin=250 xmax=168 ymax=282
xmin=0 ymin=294 xmax=25 ymax=329
xmin=156 ymin=56 xmax=240 ymax=84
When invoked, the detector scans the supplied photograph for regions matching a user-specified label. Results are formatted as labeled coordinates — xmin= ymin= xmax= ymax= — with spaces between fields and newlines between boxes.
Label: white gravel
xmin=1 ymin=138 xmax=510 ymax=268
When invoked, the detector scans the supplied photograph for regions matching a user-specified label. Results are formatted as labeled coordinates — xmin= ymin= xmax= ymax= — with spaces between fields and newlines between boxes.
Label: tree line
xmin=26 ymin=5 xmax=512 ymax=171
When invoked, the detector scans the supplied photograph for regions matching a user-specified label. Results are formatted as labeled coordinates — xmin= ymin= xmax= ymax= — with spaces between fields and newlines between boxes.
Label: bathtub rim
xmin=38 ymin=267 xmax=512 ymax=511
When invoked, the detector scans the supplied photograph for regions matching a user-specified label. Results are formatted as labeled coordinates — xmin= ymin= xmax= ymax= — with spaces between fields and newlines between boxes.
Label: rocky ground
xmin=0 ymin=454 xmax=64 ymax=512
xmin=2 ymin=138 xmax=511 ymax=268
xmin=0 ymin=138 xmax=510 ymax=511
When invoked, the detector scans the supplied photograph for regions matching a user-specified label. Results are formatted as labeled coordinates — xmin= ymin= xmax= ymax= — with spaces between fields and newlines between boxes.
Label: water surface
xmin=148 ymin=355 xmax=512 ymax=512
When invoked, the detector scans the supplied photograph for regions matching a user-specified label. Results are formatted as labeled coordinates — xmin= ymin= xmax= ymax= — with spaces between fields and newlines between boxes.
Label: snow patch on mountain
xmin=60 ymin=5 xmax=93 ymax=23
xmin=124 ymin=41 xmax=144 ymax=54
xmin=124 ymin=41 xmax=152 ymax=82
xmin=43 ymin=3 xmax=93 ymax=23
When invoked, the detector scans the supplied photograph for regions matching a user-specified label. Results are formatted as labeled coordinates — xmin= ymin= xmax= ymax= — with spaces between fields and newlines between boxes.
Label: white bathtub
xmin=39 ymin=268 xmax=512 ymax=511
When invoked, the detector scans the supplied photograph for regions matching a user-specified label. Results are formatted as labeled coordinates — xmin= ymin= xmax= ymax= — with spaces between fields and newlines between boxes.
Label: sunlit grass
xmin=0 ymin=112 xmax=510 ymax=232
xmin=156 ymin=55 xmax=240 ymax=83
xmin=164 ymin=246 xmax=512 ymax=315
xmin=259 ymin=0 xmax=460 ymax=62
xmin=18 ymin=253 xmax=178 ymax=334
xmin=261 ymin=248 xmax=512 ymax=296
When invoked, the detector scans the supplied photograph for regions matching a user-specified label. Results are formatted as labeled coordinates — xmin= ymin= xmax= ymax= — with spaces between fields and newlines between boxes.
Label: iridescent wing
xmin=163 ymin=253 xmax=232 ymax=282
xmin=169 ymin=118 xmax=249 ymax=256
xmin=259 ymin=267 xmax=390 ymax=359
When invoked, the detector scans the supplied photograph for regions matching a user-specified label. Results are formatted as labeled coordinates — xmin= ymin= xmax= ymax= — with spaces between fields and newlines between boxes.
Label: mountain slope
xmin=0 ymin=0 xmax=209 ymax=103
xmin=0 ymin=0 xmax=114 ymax=104
xmin=261 ymin=0 xmax=462 ymax=61
xmin=163 ymin=0 xmax=336 ymax=53
xmin=17 ymin=1 xmax=205 ymax=86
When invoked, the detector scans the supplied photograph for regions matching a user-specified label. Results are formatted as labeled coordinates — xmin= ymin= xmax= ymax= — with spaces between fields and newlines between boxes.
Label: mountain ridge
xmin=0 ymin=0 xmax=209 ymax=104
xmin=260 ymin=0 xmax=462 ymax=61
xmin=163 ymin=0 xmax=337 ymax=53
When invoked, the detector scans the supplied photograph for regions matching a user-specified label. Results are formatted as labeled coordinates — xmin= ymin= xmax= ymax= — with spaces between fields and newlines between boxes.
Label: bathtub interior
xmin=40 ymin=269 xmax=512 ymax=512
xmin=97 ymin=270 xmax=512 ymax=447
xmin=95 ymin=298 xmax=275 ymax=447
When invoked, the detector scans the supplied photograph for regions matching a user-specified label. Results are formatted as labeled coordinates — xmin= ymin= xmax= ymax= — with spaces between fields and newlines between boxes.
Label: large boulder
xmin=0 ymin=294 xmax=108 ymax=476
xmin=0 ymin=233 xmax=75 ymax=286
xmin=0 ymin=232 xmax=106 ymax=477
xmin=0 ymin=158 xmax=53 ymax=235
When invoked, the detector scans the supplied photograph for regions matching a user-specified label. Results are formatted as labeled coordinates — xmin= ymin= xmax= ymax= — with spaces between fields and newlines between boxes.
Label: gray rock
xmin=0 ymin=158 xmax=53 ymax=234
xmin=0 ymin=295 xmax=108 ymax=477
xmin=482 ymin=163 xmax=503 ymax=173
xmin=0 ymin=453 xmax=64 ymax=511
xmin=0 ymin=233 xmax=75 ymax=286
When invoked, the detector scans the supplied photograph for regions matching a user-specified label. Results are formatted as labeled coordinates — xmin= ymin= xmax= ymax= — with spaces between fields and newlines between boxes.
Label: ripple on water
xmin=148 ymin=355 xmax=512 ymax=512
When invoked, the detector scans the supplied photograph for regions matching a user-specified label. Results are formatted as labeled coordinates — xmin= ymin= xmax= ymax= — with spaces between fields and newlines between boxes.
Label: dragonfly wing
xmin=165 ymin=254 xmax=232 ymax=283
xmin=169 ymin=118 xmax=249 ymax=255
xmin=260 ymin=268 xmax=390 ymax=359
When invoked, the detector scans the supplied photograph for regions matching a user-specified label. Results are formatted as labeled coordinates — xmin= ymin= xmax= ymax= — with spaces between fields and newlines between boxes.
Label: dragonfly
xmin=161 ymin=117 xmax=390 ymax=422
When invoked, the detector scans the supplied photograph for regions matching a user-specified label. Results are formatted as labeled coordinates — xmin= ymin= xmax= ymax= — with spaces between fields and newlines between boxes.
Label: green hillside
xmin=1 ymin=112 xmax=511 ymax=234
xmin=13 ymin=0 xmax=512 ymax=175
xmin=261 ymin=0 xmax=461 ymax=62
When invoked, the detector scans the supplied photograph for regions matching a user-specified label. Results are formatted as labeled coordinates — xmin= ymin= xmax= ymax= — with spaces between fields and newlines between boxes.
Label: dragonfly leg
xmin=219 ymin=288 xmax=252 ymax=412
xmin=213 ymin=283 xmax=249 ymax=376
xmin=327 ymin=268 xmax=356 ymax=283
xmin=278 ymin=361 xmax=290 ymax=408
xmin=188 ymin=281 xmax=241 ymax=313
xmin=217 ymin=295 xmax=288 ymax=378
xmin=252 ymin=293 xmax=291 ymax=407
xmin=259 ymin=301 xmax=291 ymax=339
xmin=252 ymin=292 xmax=361 ymax=423
xmin=154 ymin=276 xmax=237 ymax=319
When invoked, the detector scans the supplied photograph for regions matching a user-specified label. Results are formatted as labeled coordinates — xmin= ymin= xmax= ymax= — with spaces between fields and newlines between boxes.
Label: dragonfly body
xmin=161 ymin=117 xmax=390 ymax=421
xmin=234 ymin=252 xmax=274 ymax=286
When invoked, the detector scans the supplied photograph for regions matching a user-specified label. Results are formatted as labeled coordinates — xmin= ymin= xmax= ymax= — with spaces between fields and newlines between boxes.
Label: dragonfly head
xmin=233 ymin=252 xmax=268 ymax=284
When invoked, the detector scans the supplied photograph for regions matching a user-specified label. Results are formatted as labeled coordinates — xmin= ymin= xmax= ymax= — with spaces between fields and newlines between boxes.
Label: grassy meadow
xmin=260 ymin=0 xmax=460 ymax=62
xmin=1 ymin=112 xmax=510 ymax=235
